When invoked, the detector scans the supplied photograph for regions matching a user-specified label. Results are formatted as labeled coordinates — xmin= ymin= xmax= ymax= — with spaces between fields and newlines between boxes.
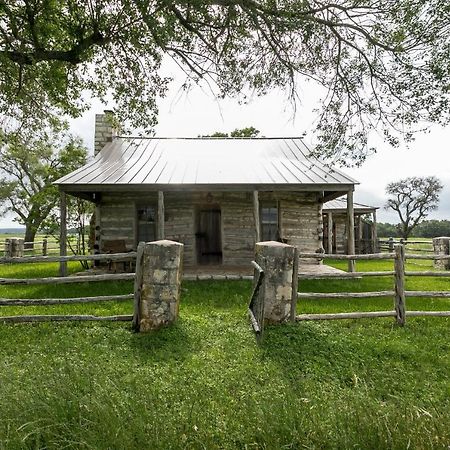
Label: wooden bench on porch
xmin=102 ymin=239 xmax=132 ymax=272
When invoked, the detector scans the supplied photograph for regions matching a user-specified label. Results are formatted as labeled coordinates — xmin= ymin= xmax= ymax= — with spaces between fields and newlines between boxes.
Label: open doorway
xmin=196 ymin=208 xmax=222 ymax=264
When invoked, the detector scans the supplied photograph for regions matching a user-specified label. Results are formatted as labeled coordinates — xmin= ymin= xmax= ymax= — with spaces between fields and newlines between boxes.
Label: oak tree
xmin=385 ymin=176 xmax=443 ymax=239
xmin=0 ymin=126 xmax=88 ymax=244
xmin=1 ymin=1 xmax=450 ymax=164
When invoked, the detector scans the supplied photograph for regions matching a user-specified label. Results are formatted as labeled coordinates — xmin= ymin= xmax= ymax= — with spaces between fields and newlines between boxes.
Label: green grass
xmin=0 ymin=262 xmax=449 ymax=449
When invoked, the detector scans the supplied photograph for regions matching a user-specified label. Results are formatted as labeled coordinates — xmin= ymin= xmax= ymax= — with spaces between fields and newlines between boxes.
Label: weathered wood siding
xmin=221 ymin=192 xmax=255 ymax=266
xmin=98 ymin=190 xmax=322 ymax=267
xmin=333 ymin=215 xmax=347 ymax=254
xmin=164 ymin=192 xmax=195 ymax=266
xmin=98 ymin=193 xmax=141 ymax=250
xmin=260 ymin=192 xmax=323 ymax=265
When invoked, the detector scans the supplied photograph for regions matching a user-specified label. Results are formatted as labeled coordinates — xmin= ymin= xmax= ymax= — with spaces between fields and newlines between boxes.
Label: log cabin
xmin=323 ymin=198 xmax=378 ymax=254
xmin=55 ymin=113 xmax=359 ymax=271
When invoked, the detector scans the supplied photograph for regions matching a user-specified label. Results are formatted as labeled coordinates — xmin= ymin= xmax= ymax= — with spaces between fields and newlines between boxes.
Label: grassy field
xmin=0 ymin=260 xmax=449 ymax=449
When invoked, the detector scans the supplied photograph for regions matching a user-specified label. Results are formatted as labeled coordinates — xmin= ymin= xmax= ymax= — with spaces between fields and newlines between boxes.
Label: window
xmin=261 ymin=204 xmax=279 ymax=241
xmin=137 ymin=205 xmax=156 ymax=243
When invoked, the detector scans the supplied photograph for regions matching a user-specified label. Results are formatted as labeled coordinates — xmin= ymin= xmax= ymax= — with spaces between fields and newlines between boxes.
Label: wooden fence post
xmin=290 ymin=247 xmax=299 ymax=323
xmin=394 ymin=243 xmax=406 ymax=326
xmin=132 ymin=241 xmax=145 ymax=331
xmin=59 ymin=191 xmax=67 ymax=277
xmin=42 ymin=238 xmax=48 ymax=256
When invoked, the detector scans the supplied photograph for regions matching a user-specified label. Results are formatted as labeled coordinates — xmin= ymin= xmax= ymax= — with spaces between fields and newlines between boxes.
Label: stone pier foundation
xmin=433 ymin=237 xmax=450 ymax=270
xmin=255 ymin=241 xmax=296 ymax=323
xmin=138 ymin=240 xmax=184 ymax=332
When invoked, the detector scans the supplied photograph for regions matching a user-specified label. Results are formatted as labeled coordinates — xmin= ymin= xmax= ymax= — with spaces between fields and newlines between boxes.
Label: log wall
xmin=97 ymin=191 xmax=322 ymax=267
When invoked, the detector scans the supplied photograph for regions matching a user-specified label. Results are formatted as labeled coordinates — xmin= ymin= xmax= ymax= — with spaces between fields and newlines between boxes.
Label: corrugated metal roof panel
xmin=55 ymin=137 xmax=358 ymax=188
xmin=323 ymin=197 xmax=378 ymax=212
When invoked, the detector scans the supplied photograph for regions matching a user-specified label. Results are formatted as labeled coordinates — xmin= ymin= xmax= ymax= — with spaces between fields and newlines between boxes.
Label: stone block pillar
xmin=433 ymin=237 xmax=450 ymax=270
xmin=255 ymin=241 xmax=296 ymax=323
xmin=138 ymin=240 xmax=183 ymax=332
xmin=5 ymin=238 xmax=24 ymax=257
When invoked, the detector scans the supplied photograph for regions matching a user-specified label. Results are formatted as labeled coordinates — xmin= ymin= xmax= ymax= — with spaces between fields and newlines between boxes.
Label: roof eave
xmin=57 ymin=182 xmax=356 ymax=193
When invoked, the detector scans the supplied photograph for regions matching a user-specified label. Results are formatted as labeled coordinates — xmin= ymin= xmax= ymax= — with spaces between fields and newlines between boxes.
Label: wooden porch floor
xmin=183 ymin=263 xmax=346 ymax=280
xmin=75 ymin=262 xmax=346 ymax=280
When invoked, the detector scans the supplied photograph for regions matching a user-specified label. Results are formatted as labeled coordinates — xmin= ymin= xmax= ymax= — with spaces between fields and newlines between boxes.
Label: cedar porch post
xmin=59 ymin=191 xmax=67 ymax=277
xmin=372 ymin=210 xmax=378 ymax=253
xmin=158 ymin=191 xmax=165 ymax=240
xmin=357 ymin=215 xmax=363 ymax=254
xmin=253 ymin=190 xmax=261 ymax=242
xmin=327 ymin=212 xmax=333 ymax=254
xmin=347 ymin=190 xmax=355 ymax=272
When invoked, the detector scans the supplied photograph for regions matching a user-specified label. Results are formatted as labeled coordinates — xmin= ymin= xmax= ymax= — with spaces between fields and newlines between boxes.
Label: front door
xmin=196 ymin=209 xmax=222 ymax=264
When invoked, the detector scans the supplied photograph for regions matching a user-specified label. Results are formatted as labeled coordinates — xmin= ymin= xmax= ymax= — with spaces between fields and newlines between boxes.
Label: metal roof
xmin=55 ymin=137 xmax=358 ymax=190
xmin=323 ymin=197 xmax=378 ymax=213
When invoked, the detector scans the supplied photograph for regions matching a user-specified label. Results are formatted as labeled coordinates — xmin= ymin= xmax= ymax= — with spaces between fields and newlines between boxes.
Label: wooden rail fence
xmin=378 ymin=238 xmax=434 ymax=254
xmin=2 ymin=244 xmax=449 ymax=327
xmin=296 ymin=244 xmax=450 ymax=325
xmin=2 ymin=237 xmax=74 ymax=257
xmin=0 ymin=252 xmax=137 ymax=323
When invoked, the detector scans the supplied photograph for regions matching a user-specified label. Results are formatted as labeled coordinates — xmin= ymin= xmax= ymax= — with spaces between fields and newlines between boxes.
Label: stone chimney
xmin=94 ymin=110 xmax=117 ymax=155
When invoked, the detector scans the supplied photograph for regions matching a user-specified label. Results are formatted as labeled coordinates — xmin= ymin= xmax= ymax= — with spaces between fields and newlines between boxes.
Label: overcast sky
xmin=1 ymin=66 xmax=449 ymax=227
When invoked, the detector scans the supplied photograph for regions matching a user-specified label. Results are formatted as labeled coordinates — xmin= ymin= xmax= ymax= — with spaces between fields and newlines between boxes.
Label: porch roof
xmin=323 ymin=197 xmax=378 ymax=214
xmin=55 ymin=137 xmax=357 ymax=194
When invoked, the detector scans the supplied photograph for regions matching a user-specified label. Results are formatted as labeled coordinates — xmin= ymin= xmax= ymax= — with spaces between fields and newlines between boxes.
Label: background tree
xmin=1 ymin=1 xmax=449 ymax=164
xmin=41 ymin=196 xmax=93 ymax=263
xmin=201 ymin=127 xmax=260 ymax=138
xmin=376 ymin=222 xmax=401 ymax=238
xmin=414 ymin=220 xmax=450 ymax=238
xmin=385 ymin=177 xmax=443 ymax=239
xmin=0 ymin=127 xmax=88 ymax=245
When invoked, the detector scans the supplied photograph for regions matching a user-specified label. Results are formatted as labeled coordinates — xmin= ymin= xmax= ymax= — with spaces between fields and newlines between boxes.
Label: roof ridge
xmin=114 ymin=136 xmax=305 ymax=140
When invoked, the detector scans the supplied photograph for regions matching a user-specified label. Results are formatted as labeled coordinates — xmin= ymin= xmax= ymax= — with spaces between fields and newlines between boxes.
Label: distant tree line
xmin=377 ymin=220 xmax=450 ymax=239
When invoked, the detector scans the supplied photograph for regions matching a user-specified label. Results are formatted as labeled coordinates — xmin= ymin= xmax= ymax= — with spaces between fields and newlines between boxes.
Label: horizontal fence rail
xmin=0 ymin=314 xmax=133 ymax=323
xmin=298 ymin=271 xmax=395 ymax=280
xmin=296 ymin=243 xmax=450 ymax=325
xmin=404 ymin=271 xmax=450 ymax=277
xmin=405 ymin=254 xmax=450 ymax=260
xmin=298 ymin=252 xmax=395 ymax=260
xmin=0 ymin=273 xmax=135 ymax=286
xmin=296 ymin=311 xmax=397 ymax=321
xmin=0 ymin=252 xmax=137 ymax=264
xmin=0 ymin=294 xmax=134 ymax=306
xmin=297 ymin=291 xmax=395 ymax=299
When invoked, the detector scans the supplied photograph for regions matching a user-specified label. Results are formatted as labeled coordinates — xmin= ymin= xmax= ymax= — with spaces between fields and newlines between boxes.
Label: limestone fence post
xmin=5 ymin=238 xmax=24 ymax=258
xmin=255 ymin=241 xmax=297 ymax=324
xmin=432 ymin=237 xmax=450 ymax=270
xmin=134 ymin=240 xmax=184 ymax=332
xmin=388 ymin=237 xmax=394 ymax=252
xmin=4 ymin=239 xmax=10 ymax=257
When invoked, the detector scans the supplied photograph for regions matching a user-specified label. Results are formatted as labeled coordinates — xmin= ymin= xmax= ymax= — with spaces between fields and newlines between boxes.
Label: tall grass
xmin=0 ymin=262 xmax=448 ymax=449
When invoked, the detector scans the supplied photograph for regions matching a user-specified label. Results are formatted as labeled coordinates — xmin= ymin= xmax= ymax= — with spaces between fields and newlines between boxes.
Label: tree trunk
xmin=24 ymin=225 xmax=37 ymax=249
